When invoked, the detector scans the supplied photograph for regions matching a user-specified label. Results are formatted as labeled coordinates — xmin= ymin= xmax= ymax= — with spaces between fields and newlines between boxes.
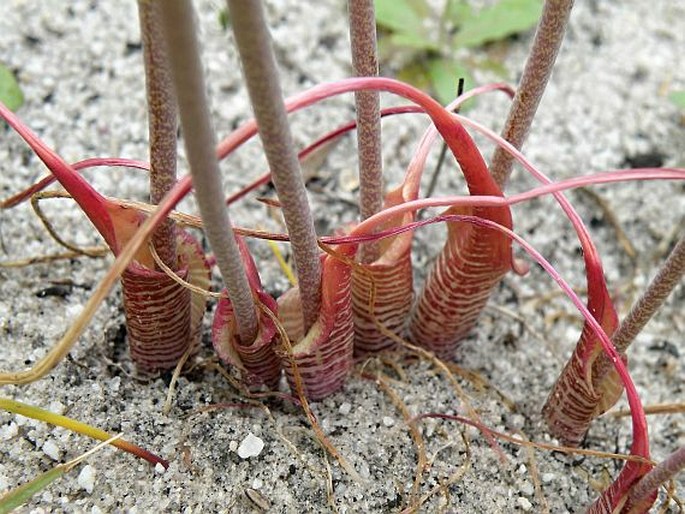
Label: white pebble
xmin=517 ymin=497 xmax=533 ymax=511
xmin=382 ymin=416 xmax=395 ymax=427
xmin=338 ymin=402 xmax=352 ymax=415
xmin=108 ymin=376 xmax=121 ymax=393
xmin=78 ymin=465 xmax=96 ymax=494
xmin=541 ymin=472 xmax=555 ymax=484
xmin=237 ymin=433 xmax=264 ymax=459
xmin=42 ymin=440 xmax=61 ymax=461
xmin=48 ymin=401 xmax=66 ymax=415
xmin=251 ymin=477 xmax=263 ymax=490
xmin=520 ymin=482 xmax=535 ymax=496
xmin=66 ymin=303 xmax=83 ymax=320
xmin=0 ymin=422 xmax=18 ymax=441
xmin=229 ymin=440 xmax=238 ymax=452
xmin=155 ymin=463 xmax=166 ymax=475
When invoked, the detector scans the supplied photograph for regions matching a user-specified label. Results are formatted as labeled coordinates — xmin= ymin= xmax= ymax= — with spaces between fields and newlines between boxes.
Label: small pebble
xmin=541 ymin=472 xmax=555 ymax=484
xmin=237 ymin=433 xmax=264 ymax=459
xmin=78 ymin=465 xmax=96 ymax=494
xmin=382 ymin=416 xmax=394 ymax=427
xmin=338 ymin=402 xmax=352 ymax=415
xmin=520 ymin=482 xmax=535 ymax=496
xmin=48 ymin=401 xmax=66 ymax=415
xmin=42 ymin=440 xmax=61 ymax=461
xmin=229 ymin=440 xmax=238 ymax=452
xmin=154 ymin=463 xmax=166 ymax=475
xmin=108 ymin=376 xmax=121 ymax=393
xmin=252 ymin=477 xmax=263 ymax=490
xmin=517 ymin=497 xmax=533 ymax=511
xmin=0 ymin=422 xmax=18 ymax=441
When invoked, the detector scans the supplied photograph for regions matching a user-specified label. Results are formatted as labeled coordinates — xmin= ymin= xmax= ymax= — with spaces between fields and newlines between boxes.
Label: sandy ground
xmin=0 ymin=1 xmax=683 ymax=512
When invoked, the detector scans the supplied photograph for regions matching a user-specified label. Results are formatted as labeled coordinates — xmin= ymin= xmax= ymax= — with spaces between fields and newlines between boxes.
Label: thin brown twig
xmin=611 ymin=403 xmax=685 ymax=418
xmin=31 ymin=192 xmax=108 ymax=258
xmin=514 ymin=429 xmax=550 ymax=514
xmin=576 ymin=187 xmax=637 ymax=261
xmin=258 ymin=303 xmax=364 ymax=484
xmin=373 ymin=371 xmax=428 ymax=510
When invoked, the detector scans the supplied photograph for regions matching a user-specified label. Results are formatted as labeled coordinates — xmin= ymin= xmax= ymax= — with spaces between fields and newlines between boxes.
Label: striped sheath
xmin=352 ymin=242 xmax=413 ymax=354
xmin=123 ymin=228 xmax=210 ymax=372
xmin=408 ymin=205 xmax=512 ymax=361
xmin=211 ymin=236 xmax=281 ymax=388
xmin=212 ymin=289 xmax=281 ymax=389
xmin=278 ymin=252 xmax=354 ymax=400
xmin=542 ymin=304 xmax=621 ymax=447
xmin=587 ymin=459 xmax=655 ymax=514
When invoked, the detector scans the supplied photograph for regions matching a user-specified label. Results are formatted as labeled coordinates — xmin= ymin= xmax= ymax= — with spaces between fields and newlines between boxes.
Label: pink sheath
xmin=352 ymin=245 xmax=413 ymax=354
xmin=409 ymin=205 xmax=512 ymax=360
xmin=212 ymin=290 xmax=281 ymax=389
xmin=278 ymin=253 xmax=354 ymax=400
xmin=210 ymin=236 xmax=281 ymax=388
xmin=543 ymin=313 xmax=622 ymax=447
xmin=122 ymin=228 xmax=209 ymax=372
xmin=587 ymin=463 xmax=655 ymax=514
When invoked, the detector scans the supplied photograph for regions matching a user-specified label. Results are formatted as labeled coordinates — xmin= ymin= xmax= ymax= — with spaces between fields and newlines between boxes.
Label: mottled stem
xmin=490 ymin=0 xmax=573 ymax=187
xmin=348 ymin=0 xmax=383 ymax=263
xmin=227 ymin=0 xmax=321 ymax=332
xmin=612 ymin=234 xmax=685 ymax=353
xmin=589 ymin=233 xmax=685 ymax=410
xmin=159 ymin=0 xmax=258 ymax=343
xmin=626 ymin=446 xmax=685 ymax=512
xmin=138 ymin=0 xmax=177 ymax=269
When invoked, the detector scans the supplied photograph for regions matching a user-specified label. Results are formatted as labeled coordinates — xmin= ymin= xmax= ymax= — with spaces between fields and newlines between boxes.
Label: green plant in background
xmin=670 ymin=90 xmax=685 ymax=109
xmin=0 ymin=63 xmax=23 ymax=112
xmin=375 ymin=0 xmax=542 ymax=104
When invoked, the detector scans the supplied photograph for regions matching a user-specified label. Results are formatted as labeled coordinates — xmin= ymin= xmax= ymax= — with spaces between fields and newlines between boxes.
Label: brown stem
xmin=138 ymin=0 xmax=177 ymax=269
xmin=593 ymin=233 xmax=684 ymax=397
xmin=348 ymin=0 xmax=383 ymax=263
xmin=227 ymin=0 xmax=321 ymax=332
xmin=626 ymin=446 xmax=685 ymax=511
xmin=612 ymin=234 xmax=685 ymax=353
xmin=490 ymin=0 xmax=574 ymax=188
xmin=159 ymin=0 xmax=258 ymax=344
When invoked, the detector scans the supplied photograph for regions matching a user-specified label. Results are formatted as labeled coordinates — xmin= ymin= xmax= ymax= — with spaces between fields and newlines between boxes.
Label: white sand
xmin=0 ymin=1 xmax=683 ymax=512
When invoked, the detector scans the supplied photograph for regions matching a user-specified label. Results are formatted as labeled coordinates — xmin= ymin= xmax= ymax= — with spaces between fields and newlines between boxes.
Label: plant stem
xmin=227 ymin=0 xmax=321 ymax=332
xmin=490 ymin=0 xmax=573 ymax=187
xmin=348 ymin=0 xmax=383 ymax=263
xmin=138 ymin=0 xmax=178 ymax=269
xmin=626 ymin=446 xmax=685 ymax=510
xmin=612 ymin=234 xmax=685 ymax=353
xmin=159 ymin=0 xmax=258 ymax=344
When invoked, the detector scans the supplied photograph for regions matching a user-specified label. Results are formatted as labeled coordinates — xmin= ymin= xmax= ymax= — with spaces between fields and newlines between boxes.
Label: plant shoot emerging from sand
xmin=0 ymin=1 xmax=684 ymax=512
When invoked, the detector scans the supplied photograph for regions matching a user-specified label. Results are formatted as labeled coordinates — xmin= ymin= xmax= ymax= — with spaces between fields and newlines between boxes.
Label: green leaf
xmin=443 ymin=0 xmax=473 ymax=26
xmin=218 ymin=8 xmax=231 ymax=31
xmin=669 ymin=90 xmax=685 ymax=109
xmin=0 ymin=465 xmax=66 ymax=514
xmin=389 ymin=31 xmax=439 ymax=51
xmin=374 ymin=0 xmax=431 ymax=39
xmin=397 ymin=61 xmax=433 ymax=94
xmin=426 ymin=57 xmax=474 ymax=106
xmin=0 ymin=64 xmax=24 ymax=112
xmin=452 ymin=0 xmax=543 ymax=49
